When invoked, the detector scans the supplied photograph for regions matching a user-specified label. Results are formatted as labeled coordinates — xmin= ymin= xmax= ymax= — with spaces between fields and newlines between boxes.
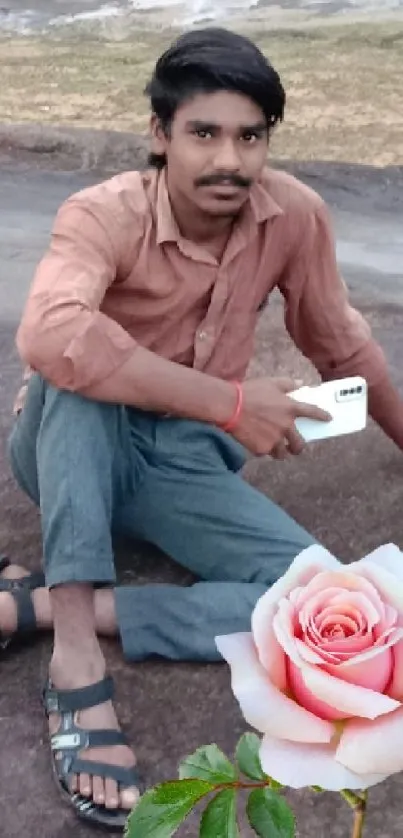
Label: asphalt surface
xmin=2 ymin=162 xmax=403 ymax=320
xmin=1 ymin=159 xmax=403 ymax=837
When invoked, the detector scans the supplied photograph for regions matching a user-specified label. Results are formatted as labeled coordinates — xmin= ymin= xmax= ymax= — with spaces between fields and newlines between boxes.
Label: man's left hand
xmin=271 ymin=426 xmax=306 ymax=459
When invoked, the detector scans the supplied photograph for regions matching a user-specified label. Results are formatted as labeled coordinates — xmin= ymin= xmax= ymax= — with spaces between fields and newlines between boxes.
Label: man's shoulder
xmin=60 ymin=169 xmax=157 ymax=225
xmin=261 ymin=167 xmax=325 ymax=218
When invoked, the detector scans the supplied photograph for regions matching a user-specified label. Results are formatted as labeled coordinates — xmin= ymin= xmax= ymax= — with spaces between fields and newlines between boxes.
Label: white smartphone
xmin=289 ymin=376 xmax=368 ymax=442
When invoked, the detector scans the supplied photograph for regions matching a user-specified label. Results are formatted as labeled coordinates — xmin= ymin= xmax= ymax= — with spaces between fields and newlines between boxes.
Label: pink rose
xmin=216 ymin=544 xmax=403 ymax=791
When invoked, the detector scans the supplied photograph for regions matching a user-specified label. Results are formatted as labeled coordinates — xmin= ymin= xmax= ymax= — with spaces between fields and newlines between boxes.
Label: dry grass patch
xmin=1 ymin=22 xmax=403 ymax=165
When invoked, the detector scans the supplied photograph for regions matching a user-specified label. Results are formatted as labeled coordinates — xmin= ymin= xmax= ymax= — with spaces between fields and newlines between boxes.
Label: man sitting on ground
xmin=3 ymin=26 xmax=403 ymax=833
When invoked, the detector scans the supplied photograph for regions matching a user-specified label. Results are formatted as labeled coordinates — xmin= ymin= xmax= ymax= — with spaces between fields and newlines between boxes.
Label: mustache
xmin=195 ymin=173 xmax=252 ymax=189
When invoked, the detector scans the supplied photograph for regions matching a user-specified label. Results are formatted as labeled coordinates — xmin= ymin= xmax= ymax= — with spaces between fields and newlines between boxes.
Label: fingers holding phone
xmin=230 ymin=376 xmax=366 ymax=456
xmin=231 ymin=377 xmax=331 ymax=456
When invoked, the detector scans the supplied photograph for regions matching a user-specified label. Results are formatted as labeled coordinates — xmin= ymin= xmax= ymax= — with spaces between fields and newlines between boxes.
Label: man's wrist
xmin=204 ymin=378 xmax=240 ymax=428
xmin=219 ymin=381 xmax=243 ymax=432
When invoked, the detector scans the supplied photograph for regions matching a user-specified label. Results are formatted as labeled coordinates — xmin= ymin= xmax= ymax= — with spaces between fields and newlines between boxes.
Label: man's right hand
xmin=232 ymin=377 xmax=331 ymax=456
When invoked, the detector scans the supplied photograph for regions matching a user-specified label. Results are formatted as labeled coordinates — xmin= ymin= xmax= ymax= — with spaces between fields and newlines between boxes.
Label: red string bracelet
xmin=220 ymin=381 xmax=243 ymax=433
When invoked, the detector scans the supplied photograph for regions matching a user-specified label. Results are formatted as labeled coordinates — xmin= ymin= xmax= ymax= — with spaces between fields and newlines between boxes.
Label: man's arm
xmin=18 ymin=195 xmax=334 ymax=455
xmin=16 ymin=197 xmax=236 ymax=425
xmin=277 ymin=197 xmax=403 ymax=449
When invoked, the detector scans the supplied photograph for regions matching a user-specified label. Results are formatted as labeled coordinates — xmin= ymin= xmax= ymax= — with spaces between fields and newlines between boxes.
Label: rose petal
xmin=359 ymin=543 xmax=403 ymax=582
xmin=303 ymin=638 xmax=345 ymax=665
xmin=376 ymin=603 xmax=398 ymax=638
xmin=308 ymin=592 xmax=380 ymax=634
xmin=290 ymin=585 xmax=343 ymax=610
xmin=336 ymin=707 xmax=403 ymax=776
xmin=252 ymin=546 xmax=341 ymax=676
xmin=324 ymin=646 xmax=393 ymax=692
xmin=215 ymin=632 xmax=333 ymax=743
xmin=319 ymin=591 xmax=380 ymax=629
xmin=349 ymin=562 xmax=403 ymax=613
xmin=338 ymin=627 xmax=403 ymax=668
xmin=295 ymin=638 xmax=326 ymax=665
xmin=317 ymin=610 xmax=361 ymax=634
xmin=301 ymin=664 xmax=400 ymax=719
xmin=273 ymin=601 xmax=307 ymax=667
xmin=259 ymin=735 xmax=386 ymax=791
xmin=293 ymin=571 xmax=386 ymax=617
xmin=288 ymin=661 xmax=348 ymax=721
xmin=388 ymin=637 xmax=403 ymax=700
xmin=319 ymin=632 xmax=371 ymax=655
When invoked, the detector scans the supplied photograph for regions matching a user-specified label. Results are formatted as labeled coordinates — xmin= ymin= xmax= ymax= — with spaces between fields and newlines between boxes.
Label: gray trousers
xmin=7 ymin=374 xmax=316 ymax=662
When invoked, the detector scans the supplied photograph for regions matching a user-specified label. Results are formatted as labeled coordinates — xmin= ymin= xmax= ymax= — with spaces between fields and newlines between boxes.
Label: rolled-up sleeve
xmin=278 ymin=198 xmax=388 ymax=387
xmin=16 ymin=199 xmax=138 ymax=392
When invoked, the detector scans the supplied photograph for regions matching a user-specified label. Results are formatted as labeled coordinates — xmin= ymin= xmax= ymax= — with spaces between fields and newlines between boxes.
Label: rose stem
xmin=350 ymin=792 xmax=367 ymax=838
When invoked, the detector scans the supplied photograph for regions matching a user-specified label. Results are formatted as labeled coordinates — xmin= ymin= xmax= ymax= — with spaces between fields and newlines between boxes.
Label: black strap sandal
xmin=0 ymin=555 xmax=45 ymax=652
xmin=43 ymin=675 xmax=142 ymax=832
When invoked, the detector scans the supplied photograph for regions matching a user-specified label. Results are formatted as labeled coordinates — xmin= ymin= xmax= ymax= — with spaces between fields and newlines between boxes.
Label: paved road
xmin=1 ymin=164 xmax=402 ymax=325
xmin=1 ymin=169 xmax=97 ymax=321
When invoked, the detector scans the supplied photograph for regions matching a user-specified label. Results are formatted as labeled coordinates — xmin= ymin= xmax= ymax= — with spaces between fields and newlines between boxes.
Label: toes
xmin=70 ymin=774 xmax=79 ymax=794
xmin=48 ymin=713 xmax=60 ymax=737
xmin=79 ymin=773 xmax=92 ymax=798
xmin=92 ymin=776 xmax=105 ymax=807
xmin=120 ymin=785 xmax=140 ymax=811
xmin=1 ymin=564 xmax=29 ymax=580
xmin=74 ymin=778 xmax=140 ymax=811
xmin=104 ymin=777 xmax=119 ymax=810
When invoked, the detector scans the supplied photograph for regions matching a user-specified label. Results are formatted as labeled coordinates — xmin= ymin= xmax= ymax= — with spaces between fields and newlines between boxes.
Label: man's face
xmin=152 ymin=90 xmax=269 ymax=218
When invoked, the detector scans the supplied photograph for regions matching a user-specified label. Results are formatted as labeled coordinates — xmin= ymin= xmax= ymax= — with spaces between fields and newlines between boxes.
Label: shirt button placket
xmin=194 ymin=327 xmax=213 ymax=368
xmin=194 ymin=267 xmax=226 ymax=369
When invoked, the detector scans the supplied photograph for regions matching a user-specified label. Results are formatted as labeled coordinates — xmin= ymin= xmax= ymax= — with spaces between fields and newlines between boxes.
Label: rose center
xmin=315 ymin=609 xmax=363 ymax=641
xmin=323 ymin=623 xmax=352 ymax=639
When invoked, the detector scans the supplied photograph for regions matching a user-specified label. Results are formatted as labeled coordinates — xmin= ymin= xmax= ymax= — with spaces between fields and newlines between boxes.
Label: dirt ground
xmin=1 ymin=156 xmax=403 ymax=836
xmin=1 ymin=21 xmax=403 ymax=166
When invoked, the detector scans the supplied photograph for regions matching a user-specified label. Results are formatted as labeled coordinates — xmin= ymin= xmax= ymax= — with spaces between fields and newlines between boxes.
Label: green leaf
xmin=125 ymin=779 xmax=214 ymax=838
xmin=235 ymin=733 xmax=266 ymax=781
xmin=200 ymin=789 xmax=240 ymax=838
xmin=179 ymin=744 xmax=237 ymax=784
xmin=246 ymin=788 xmax=296 ymax=838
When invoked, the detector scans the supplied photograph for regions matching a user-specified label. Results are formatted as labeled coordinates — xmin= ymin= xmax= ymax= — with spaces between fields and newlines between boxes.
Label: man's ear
xmin=149 ymin=114 xmax=168 ymax=155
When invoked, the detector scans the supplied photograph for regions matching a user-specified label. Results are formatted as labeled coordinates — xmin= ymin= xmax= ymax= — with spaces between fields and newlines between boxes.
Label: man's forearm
xmin=368 ymin=376 xmax=403 ymax=449
xmin=82 ymin=345 xmax=237 ymax=426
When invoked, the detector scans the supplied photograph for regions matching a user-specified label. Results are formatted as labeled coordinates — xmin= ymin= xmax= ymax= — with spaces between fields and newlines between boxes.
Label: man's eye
xmin=242 ymin=132 xmax=259 ymax=143
xmin=194 ymin=129 xmax=212 ymax=139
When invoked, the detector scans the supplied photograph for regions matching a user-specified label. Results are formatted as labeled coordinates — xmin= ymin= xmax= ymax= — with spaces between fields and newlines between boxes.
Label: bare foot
xmin=49 ymin=656 xmax=140 ymax=812
xmin=0 ymin=563 xmax=32 ymax=637
xmin=1 ymin=566 xmax=140 ymax=812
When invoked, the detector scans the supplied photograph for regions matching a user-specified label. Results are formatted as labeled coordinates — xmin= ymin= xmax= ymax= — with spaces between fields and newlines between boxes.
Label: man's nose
xmin=212 ymin=139 xmax=241 ymax=171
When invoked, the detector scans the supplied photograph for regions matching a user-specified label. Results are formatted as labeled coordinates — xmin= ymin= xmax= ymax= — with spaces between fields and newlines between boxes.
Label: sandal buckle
xmin=52 ymin=732 xmax=83 ymax=750
xmin=46 ymin=695 xmax=60 ymax=713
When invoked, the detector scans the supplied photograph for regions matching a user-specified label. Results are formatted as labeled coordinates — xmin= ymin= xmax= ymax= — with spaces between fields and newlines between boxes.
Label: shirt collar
xmin=155 ymin=167 xmax=283 ymax=247
xmin=155 ymin=169 xmax=182 ymax=245
xmin=249 ymin=176 xmax=284 ymax=224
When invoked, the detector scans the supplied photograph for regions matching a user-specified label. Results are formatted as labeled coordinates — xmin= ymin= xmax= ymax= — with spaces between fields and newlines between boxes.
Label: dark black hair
xmin=145 ymin=27 xmax=286 ymax=169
